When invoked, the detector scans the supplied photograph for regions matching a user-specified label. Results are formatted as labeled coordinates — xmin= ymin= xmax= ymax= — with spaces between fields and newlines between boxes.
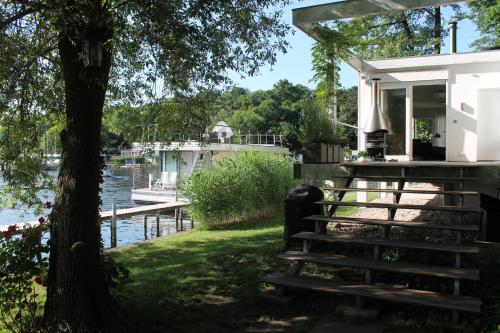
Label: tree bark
xmin=400 ymin=13 xmax=414 ymax=53
xmin=43 ymin=2 xmax=120 ymax=332
xmin=433 ymin=6 xmax=442 ymax=54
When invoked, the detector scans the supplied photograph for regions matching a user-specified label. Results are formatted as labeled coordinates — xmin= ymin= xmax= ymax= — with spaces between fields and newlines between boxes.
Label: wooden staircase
xmin=261 ymin=165 xmax=482 ymax=322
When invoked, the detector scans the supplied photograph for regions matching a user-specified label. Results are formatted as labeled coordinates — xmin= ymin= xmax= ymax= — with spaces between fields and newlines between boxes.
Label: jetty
xmin=1 ymin=201 xmax=191 ymax=248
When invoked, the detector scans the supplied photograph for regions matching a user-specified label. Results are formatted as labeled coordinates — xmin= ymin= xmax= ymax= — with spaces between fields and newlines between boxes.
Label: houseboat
xmin=130 ymin=122 xmax=289 ymax=203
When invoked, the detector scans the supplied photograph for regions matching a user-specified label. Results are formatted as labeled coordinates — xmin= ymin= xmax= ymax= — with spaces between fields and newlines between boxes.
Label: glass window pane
xmin=384 ymin=89 xmax=406 ymax=155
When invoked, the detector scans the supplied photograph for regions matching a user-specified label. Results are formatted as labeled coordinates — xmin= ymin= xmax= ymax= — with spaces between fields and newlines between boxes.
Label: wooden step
xmin=304 ymin=215 xmax=480 ymax=232
xmin=327 ymin=175 xmax=477 ymax=182
xmin=261 ymin=272 xmax=481 ymax=313
xmin=291 ymin=232 xmax=480 ymax=254
xmin=278 ymin=251 xmax=480 ymax=281
xmin=316 ymin=200 xmax=481 ymax=213
xmin=324 ymin=187 xmax=479 ymax=196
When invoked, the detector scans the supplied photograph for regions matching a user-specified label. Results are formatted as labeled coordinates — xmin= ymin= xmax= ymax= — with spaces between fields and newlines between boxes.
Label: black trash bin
xmin=480 ymin=194 xmax=500 ymax=243
xmin=284 ymin=185 xmax=324 ymax=250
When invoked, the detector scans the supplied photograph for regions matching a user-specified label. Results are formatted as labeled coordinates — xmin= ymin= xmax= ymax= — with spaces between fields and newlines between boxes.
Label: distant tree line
xmin=97 ymin=80 xmax=359 ymax=153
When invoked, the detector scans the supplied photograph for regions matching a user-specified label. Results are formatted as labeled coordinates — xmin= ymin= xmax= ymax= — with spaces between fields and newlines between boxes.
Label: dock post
xmin=144 ymin=215 xmax=148 ymax=240
xmin=111 ymin=200 xmax=117 ymax=248
xmin=156 ymin=211 xmax=160 ymax=237
xmin=175 ymin=209 xmax=179 ymax=231
xmin=180 ymin=209 xmax=184 ymax=231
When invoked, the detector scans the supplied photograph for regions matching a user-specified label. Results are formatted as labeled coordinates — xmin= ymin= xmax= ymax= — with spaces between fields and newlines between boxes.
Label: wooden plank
xmin=99 ymin=201 xmax=190 ymax=220
xmin=326 ymin=175 xmax=478 ymax=182
xmin=291 ymin=232 xmax=480 ymax=254
xmin=304 ymin=215 xmax=479 ymax=232
xmin=278 ymin=251 xmax=480 ymax=281
xmin=316 ymin=200 xmax=481 ymax=213
xmin=261 ymin=272 xmax=481 ymax=313
xmin=324 ymin=187 xmax=479 ymax=196
xmin=0 ymin=201 xmax=191 ymax=233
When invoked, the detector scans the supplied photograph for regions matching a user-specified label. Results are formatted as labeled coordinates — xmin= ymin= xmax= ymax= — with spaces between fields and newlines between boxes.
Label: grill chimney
xmin=450 ymin=21 xmax=457 ymax=54
xmin=364 ymin=78 xmax=388 ymax=133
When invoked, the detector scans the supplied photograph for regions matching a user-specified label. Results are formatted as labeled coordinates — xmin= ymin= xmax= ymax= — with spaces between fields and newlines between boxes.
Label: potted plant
xmin=357 ymin=151 xmax=370 ymax=162
xmin=299 ymin=99 xmax=344 ymax=164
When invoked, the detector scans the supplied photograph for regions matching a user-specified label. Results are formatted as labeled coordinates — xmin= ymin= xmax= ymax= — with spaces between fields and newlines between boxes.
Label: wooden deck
xmin=0 ymin=201 xmax=190 ymax=232
xmin=291 ymin=232 xmax=480 ymax=254
xmin=261 ymin=272 xmax=482 ymax=313
xmin=322 ymin=175 xmax=478 ymax=182
xmin=304 ymin=215 xmax=480 ymax=232
xmin=278 ymin=251 xmax=480 ymax=281
xmin=265 ymin=163 xmax=484 ymax=321
xmin=316 ymin=200 xmax=481 ymax=213
xmin=100 ymin=201 xmax=189 ymax=220
xmin=323 ymin=187 xmax=479 ymax=196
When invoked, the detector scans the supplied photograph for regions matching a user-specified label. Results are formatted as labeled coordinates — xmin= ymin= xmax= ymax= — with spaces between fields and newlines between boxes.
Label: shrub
xmin=184 ymin=151 xmax=294 ymax=229
xmin=0 ymin=220 xmax=49 ymax=333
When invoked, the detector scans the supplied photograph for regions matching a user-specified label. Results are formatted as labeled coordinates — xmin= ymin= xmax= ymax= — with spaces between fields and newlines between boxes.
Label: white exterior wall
xmin=357 ymin=57 xmax=500 ymax=162
xmin=358 ymin=75 xmax=372 ymax=152
xmin=447 ymin=63 xmax=500 ymax=161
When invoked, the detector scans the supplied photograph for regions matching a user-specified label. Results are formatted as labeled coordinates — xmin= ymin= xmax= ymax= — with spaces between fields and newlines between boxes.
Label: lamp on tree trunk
xmin=83 ymin=39 xmax=102 ymax=67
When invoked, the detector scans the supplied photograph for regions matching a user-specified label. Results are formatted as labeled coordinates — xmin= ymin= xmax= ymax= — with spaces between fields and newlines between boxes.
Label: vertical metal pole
xmin=143 ymin=215 xmax=148 ymax=240
xmin=175 ymin=209 xmax=179 ymax=232
xmin=180 ymin=209 xmax=184 ymax=231
xmin=111 ymin=200 xmax=117 ymax=248
xmin=156 ymin=211 xmax=160 ymax=237
xmin=449 ymin=22 xmax=457 ymax=54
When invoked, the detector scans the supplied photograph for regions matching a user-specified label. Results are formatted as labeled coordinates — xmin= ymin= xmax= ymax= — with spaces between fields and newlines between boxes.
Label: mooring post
xmin=143 ymin=215 xmax=148 ymax=240
xmin=180 ymin=209 xmax=184 ymax=231
xmin=156 ymin=211 xmax=160 ymax=237
xmin=175 ymin=209 xmax=179 ymax=231
xmin=111 ymin=200 xmax=117 ymax=248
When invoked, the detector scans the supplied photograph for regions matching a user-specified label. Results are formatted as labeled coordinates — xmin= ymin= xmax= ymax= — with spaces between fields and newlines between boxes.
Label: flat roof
xmin=293 ymin=0 xmax=472 ymax=37
xmin=362 ymin=49 xmax=500 ymax=74
xmin=293 ymin=0 xmax=475 ymax=71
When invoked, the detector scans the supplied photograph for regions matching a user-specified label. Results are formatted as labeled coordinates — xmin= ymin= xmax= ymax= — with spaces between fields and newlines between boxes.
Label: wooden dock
xmin=0 ymin=201 xmax=190 ymax=237
xmin=99 ymin=201 xmax=189 ymax=220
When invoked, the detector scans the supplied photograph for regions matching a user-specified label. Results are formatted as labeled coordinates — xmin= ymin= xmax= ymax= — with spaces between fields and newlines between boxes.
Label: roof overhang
xmin=293 ymin=0 xmax=474 ymax=71
xmin=362 ymin=49 xmax=500 ymax=74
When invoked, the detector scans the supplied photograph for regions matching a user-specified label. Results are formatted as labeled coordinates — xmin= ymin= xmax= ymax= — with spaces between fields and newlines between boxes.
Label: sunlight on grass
xmin=113 ymin=215 xmax=313 ymax=333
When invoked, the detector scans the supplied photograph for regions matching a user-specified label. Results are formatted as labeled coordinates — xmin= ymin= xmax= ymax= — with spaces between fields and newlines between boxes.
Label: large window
xmin=383 ymin=88 xmax=406 ymax=155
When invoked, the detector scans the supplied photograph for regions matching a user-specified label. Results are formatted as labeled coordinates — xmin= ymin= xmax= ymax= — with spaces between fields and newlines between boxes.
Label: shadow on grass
xmin=113 ymin=216 xmax=315 ymax=333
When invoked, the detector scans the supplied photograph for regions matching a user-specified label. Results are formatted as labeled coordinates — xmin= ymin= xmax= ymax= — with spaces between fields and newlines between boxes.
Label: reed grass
xmin=184 ymin=151 xmax=294 ymax=229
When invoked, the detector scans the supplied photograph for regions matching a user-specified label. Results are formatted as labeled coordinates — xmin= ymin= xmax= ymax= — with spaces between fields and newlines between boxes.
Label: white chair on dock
xmin=158 ymin=171 xmax=177 ymax=190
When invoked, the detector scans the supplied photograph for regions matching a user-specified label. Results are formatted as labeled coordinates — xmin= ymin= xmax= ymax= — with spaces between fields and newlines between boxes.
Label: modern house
xmin=262 ymin=0 xmax=499 ymax=325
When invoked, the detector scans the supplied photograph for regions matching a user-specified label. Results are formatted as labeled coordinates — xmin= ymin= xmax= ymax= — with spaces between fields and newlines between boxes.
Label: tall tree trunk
xmin=434 ymin=6 xmax=442 ymax=54
xmin=43 ymin=2 xmax=119 ymax=332
xmin=400 ymin=12 xmax=414 ymax=53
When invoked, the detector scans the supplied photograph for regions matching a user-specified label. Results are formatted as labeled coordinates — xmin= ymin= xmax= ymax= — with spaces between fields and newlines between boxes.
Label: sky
xmin=229 ymin=0 xmax=481 ymax=91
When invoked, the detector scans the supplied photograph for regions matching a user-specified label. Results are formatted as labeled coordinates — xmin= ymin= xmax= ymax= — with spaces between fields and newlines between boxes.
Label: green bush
xmin=184 ymin=151 xmax=294 ymax=229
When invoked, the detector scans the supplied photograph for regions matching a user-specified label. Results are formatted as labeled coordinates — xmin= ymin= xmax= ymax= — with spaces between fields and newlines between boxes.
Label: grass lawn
xmin=110 ymin=194 xmax=381 ymax=333
xmin=113 ymin=215 xmax=317 ymax=333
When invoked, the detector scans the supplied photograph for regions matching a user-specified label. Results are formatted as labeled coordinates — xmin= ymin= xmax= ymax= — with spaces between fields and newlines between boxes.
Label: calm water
xmin=0 ymin=166 xmax=192 ymax=248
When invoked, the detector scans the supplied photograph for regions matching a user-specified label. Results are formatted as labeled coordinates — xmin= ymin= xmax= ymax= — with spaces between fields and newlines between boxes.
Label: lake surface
xmin=0 ymin=166 xmax=191 ymax=248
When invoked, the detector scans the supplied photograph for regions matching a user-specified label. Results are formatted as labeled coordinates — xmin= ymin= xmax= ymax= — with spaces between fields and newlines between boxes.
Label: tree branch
xmin=0 ymin=8 xmax=34 ymax=30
